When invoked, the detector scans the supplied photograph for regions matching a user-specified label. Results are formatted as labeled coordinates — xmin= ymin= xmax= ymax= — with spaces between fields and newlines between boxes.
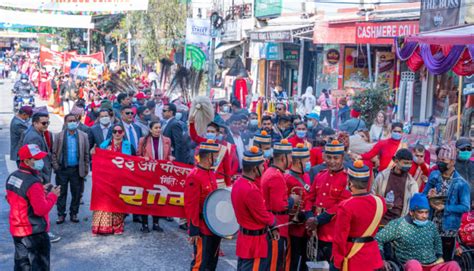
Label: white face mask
xmin=100 ymin=116 xmax=111 ymax=126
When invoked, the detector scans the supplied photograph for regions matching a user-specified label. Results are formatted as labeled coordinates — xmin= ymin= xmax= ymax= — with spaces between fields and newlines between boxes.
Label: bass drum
xmin=203 ymin=188 xmax=239 ymax=238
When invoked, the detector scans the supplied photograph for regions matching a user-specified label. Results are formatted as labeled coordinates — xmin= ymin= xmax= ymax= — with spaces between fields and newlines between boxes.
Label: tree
xmin=351 ymin=87 xmax=390 ymax=123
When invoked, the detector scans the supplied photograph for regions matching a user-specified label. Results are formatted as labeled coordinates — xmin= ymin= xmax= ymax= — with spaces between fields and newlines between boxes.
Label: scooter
xmin=13 ymin=94 xmax=35 ymax=112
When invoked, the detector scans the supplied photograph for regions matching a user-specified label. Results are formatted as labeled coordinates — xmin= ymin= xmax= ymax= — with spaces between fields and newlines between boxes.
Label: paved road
xmin=0 ymin=80 xmax=238 ymax=271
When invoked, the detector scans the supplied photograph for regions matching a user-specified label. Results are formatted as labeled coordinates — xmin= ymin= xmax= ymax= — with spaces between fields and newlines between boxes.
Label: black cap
xmin=321 ymin=127 xmax=336 ymax=136
xmin=456 ymin=137 xmax=472 ymax=149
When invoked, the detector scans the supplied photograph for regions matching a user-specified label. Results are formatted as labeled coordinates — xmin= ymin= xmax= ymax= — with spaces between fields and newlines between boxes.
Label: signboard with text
xmin=355 ymin=21 xmax=419 ymax=44
xmin=420 ymin=0 xmax=460 ymax=31
xmin=255 ymin=0 xmax=282 ymax=18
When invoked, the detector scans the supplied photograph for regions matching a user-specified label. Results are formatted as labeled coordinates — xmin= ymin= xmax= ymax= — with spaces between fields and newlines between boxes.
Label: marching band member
xmin=253 ymin=130 xmax=272 ymax=188
xmin=285 ymin=143 xmax=311 ymax=271
xmin=261 ymin=139 xmax=300 ymax=270
xmin=332 ymin=160 xmax=386 ymax=271
xmin=304 ymin=140 xmax=351 ymax=262
xmin=231 ymin=146 xmax=277 ymax=271
xmin=184 ymin=139 xmax=221 ymax=271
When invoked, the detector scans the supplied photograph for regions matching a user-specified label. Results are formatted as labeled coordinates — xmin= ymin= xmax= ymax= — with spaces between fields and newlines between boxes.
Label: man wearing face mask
xmin=332 ymin=160 xmax=386 ymax=271
xmin=423 ymin=144 xmax=471 ymax=261
xmin=10 ymin=105 xmax=33 ymax=167
xmin=6 ymin=144 xmax=61 ymax=271
xmin=189 ymin=119 xmax=234 ymax=187
xmin=306 ymin=112 xmax=323 ymax=141
xmin=454 ymin=138 xmax=473 ymax=194
xmin=356 ymin=122 xmax=407 ymax=172
xmin=372 ymin=149 xmax=419 ymax=226
xmin=51 ymin=114 xmax=90 ymax=224
xmin=261 ymin=139 xmax=299 ymax=270
xmin=231 ymin=146 xmax=277 ymax=271
xmin=184 ymin=140 xmax=222 ymax=271
xmin=134 ymin=106 xmax=152 ymax=136
xmin=242 ymin=113 xmax=259 ymax=146
xmin=304 ymin=140 xmax=352 ymax=262
xmin=376 ymin=193 xmax=461 ymax=271
xmin=288 ymin=121 xmax=312 ymax=149
xmin=88 ymin=109 xmax=113 ymax=150
xmin=284 ymin=143 xmax=311 ymax=271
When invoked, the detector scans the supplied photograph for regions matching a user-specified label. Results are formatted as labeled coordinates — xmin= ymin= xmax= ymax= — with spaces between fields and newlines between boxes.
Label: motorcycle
xmin=13 ymin=94 xmax=35 ymax=112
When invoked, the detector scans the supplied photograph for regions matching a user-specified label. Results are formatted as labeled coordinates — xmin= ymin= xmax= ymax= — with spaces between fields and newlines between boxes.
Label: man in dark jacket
xmin=455 ymin=137 xmax=473 ymax=200
xmin=10 ymin=105 xmax=32 ymax=166
xmin=88 ymin=109 xmax=113 ymax=150
xmin=162 ymin=103 xmax=192 ymax=164
xmin=6 ymin=144 xmax=61 ymax=270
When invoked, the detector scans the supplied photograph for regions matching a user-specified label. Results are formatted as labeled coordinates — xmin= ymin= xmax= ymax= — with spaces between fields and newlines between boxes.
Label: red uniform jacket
xmin=288 ymin=136 xmax=311 ymax=148
xmin=261 ymin=166 xmax=290 ymax=238
xmin=332 ymin=194 xmax=387 ymax=271
xmin=304 ymin=169 xmax=351 ymax=242
xmin=361 ymin=138 xmax=403 ymax=172
xmin=254 ymin=159 xmax=270 ymax=189
xmin=285 ymin=171 xmax=311 ymax=237
xmin=231 ymin=177 xmax=276 ymax=259
xmin=184 ymin=166 xmax=218 ymax=236
xmin=189 ymin=122 xmax=234 ymax=186
xmin=409 ymin=162 xmax=430 ymax=192
xmin=310 ymin=147 xmax=324 ymax=167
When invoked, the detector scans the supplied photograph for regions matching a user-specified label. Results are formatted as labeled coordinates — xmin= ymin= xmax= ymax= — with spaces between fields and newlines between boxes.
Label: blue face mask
xmin=33 ymin=159 xmax=44 ymax=171
xmin=296 ymin=130 xmax=307 ymax=139
xmin=458 ymin=150 xmax=471 ymax=161
xmin=67 ymin=122 xmax=78 ymax=130
xmin=264 ymin=149 xmax=273 ymax=159
xmin=307 ymin=120 xmax=314 ymax=128
xmin=175 ymin=112 xmax=182 ymax=121
xmin=392 ymin=132 xmax=402 ymax=140
xmin=304 ymin=161 xmax=311 ymax=172
xmin=249 ymin=119 xmax=259 ymax=126
xmin=413 ymin=219 xmax=429 ymax=227
xmin=205 ymin=133 xmax=217 ymax=140
xmin=132 ymin=97 xmax=137 ymax=103
xmin=216 ymin=134 xmax=223 ymax=141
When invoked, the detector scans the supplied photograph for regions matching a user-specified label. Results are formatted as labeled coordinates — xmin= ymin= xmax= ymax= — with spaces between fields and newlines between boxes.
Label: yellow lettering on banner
xmin=147 ymin=185 xmax=169 ymax=205
xmin=119 ymin=186 xmax=144 ymax=206
xmin=168 ymin=192 xmax=184 ymax=206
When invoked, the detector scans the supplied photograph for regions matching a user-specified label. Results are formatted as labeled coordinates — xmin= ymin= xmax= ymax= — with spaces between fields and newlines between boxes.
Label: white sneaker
xmin=48 ymin=232 xmax=61 ymax=243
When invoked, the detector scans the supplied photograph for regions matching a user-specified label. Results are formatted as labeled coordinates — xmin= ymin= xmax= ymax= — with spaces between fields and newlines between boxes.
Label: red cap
xmin=350 ymin=109 xmax=361 ymax=118
xmin=135 ymin=92 xmax=149 ymax=100
xmin=18 ymin=144 xmax=47 ymax=160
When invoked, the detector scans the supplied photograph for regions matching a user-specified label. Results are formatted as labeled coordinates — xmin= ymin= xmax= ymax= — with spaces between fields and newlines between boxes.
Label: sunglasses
xmin=459 ymin=147 xmax=472 ymax=151
xmin=112 ymin=129 xmax=124 ymax=134
xmin=162 ymin=109 xmax=170 ymax=113
xmin=276 ymin=108 xmax=284 ymax=111
xmin=40 ymin=121 xmax=50 ymax=126
xmin=124 ymin=112 xmax=134 ymax=115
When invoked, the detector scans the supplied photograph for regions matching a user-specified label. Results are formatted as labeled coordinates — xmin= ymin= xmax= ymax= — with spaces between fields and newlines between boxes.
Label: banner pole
xmin=456 ymin=76 xmax=463 ymax=139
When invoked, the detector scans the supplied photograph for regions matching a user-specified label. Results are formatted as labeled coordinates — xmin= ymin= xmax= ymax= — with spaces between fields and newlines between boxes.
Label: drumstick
xmin=271 ymin=221 xmax=296 ymax=230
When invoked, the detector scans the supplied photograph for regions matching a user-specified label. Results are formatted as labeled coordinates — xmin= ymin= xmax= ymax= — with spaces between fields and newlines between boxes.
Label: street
xmin=0 ymin=80 xmax=238 ymax=271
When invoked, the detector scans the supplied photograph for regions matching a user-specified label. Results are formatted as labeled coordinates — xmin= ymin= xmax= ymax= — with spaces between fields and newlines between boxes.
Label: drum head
xmin=203 ymin=188 xmax=239 ymax=237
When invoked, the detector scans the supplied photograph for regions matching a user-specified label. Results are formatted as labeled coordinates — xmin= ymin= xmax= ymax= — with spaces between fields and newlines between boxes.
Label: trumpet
xmin=289 ymin=186 xmax=305 ymax=223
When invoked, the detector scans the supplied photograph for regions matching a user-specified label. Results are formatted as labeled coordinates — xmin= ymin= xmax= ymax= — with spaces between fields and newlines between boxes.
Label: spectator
xmin=273 ymin=102 xmax=287 ymax=124
xmin=423 ymin=144 xmax=471 ymax=261
xmin=227 ymin=114 xmax=245 ymax=170
xmin=120 ymin=105 xmax=142 ymax=154
xmin=92 ymin=123 xmax=134 ymax=235
xmin=372 ymin=148 xmax=419 ymax=225
xmin=114 ymin=93 xmax=131 ymax=118
xmin=318 ymin=89 xmax=333 ymax=128
xmin=146 ymin=100 xmax=160 ymax=122
xmin=135 ymin=106 xmax=152 ymax=136
xmin=288 ymin=121 xmax=312 ymax=148
xmin=409 ymin=144 xmax=431 ymax=192
xmin=88 ymin=109 xmax=113 ymax=150
xmin=71 ymin=106 xmax=91 ymax=135
xmin=336 ymin=98 xmax=350 ymax=126
xmin=242 ymin=112 xmax=259 ymax=146
xmin=339 ymin=109 xmax=367 ymax=135
xmin=153 ymin=92 xmax=164 ymax=120
xmin=376 ymin=193 xmax=461 ymax=271
xmin=369 ymin=110 xmax=390 ymax=142
xmin=454 ymin=138 xmax=473 ymax=197
xmin=137 ymin=121 xmax=171 ymax=233
xmin=162 ymin=103 xmax=192 ymax=164
xmin=51 ymin=114 xmax=90 ymax=224
xmin=306 ymin=112 xmax=324 ymax=143
xmin=6 ymin=144 xmax=61 ymax=271
xmin=271 ymin=115 xmax=293 ymax=144
xmin=10 ymin=105 xmax=33 ymax=167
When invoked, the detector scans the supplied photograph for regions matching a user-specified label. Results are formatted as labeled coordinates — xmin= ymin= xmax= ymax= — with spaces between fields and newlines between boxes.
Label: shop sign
xmin=420 ymin=0 xmax=461 ymax=32
xmin=255 ymin=0 xmax=282 ymax=18
xmin=266 ymin=42 xmax=281 ymax=60
xmin=221 ymin=20 xmax=242 ymax=42
xmin=225 ymin=3 xmax=253 ymax=19
xmin=355 ymin=21 xmax=419 ymax=44
xmin=250 ymin=30 xmax=292 ymax=43
xmin=326 ymin=49 xmax=340 ymax=65
xmin=283 ymin=49 xmax=299 ymax=61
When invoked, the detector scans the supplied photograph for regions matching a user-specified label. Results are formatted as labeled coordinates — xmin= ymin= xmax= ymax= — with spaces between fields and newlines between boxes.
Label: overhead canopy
xmin=215 ymin=41 xmax=244 ymax=56
xmin=0 ymin=9 xmax=94 ymax=29
xmin=0 ymin=0 xmax=148 ymax=12
xmin=405 ymin=24 xmax=474 ymax=45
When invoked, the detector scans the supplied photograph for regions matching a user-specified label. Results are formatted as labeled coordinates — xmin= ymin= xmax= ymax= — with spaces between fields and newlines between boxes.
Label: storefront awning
xmin=405 ymin=24 xmax=474 ymax=45
xmin=313 ymin=22 xmax=356 ymax=44
xmin=215 ymin=41 xmax=244 ymax=56
xmin=250 ymin=24 xmax=314 ymax=43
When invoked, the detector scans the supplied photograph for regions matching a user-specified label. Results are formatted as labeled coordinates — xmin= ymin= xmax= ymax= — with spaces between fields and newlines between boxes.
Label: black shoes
xmin=141 ymin=225 xmax=150 ymax=233
xmin=70 ymin=214 xmax=80 ymax=223
xmin=152 ymin=223 xmax=163 ymax=232
xmin=56 ymin=215 xmax=65 ymax=225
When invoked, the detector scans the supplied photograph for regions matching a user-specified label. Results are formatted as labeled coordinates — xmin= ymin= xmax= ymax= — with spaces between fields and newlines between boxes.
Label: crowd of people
xmin=4 ymin=57 xmax=474 ymax=271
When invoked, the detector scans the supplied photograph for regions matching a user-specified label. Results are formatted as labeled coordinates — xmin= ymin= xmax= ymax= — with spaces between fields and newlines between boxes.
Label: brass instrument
xmin=289 ymin=186 xmax=305 ymax=223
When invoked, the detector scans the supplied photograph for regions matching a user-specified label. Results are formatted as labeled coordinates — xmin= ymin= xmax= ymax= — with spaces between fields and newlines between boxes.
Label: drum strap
xmin=288 ymin=171 xmax=311 ymax=192
xmin=342 ymin=195 xmax=383 ymax=271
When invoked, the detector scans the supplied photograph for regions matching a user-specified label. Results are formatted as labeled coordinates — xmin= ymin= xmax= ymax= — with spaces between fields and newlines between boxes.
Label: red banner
xmin=355 ymin=21 xmax=419 ymax=44
xmin=63 ymin=51 xmax=104 ymax=73
xmin=90 ymin=149 xmax=193 ymax=217
xmin=39 ymin=46 xmax=64 ymax=67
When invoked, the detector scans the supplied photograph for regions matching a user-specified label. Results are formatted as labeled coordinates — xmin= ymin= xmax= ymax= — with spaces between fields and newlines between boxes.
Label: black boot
xmin=141 ymin=224 xmax=150 ymax=233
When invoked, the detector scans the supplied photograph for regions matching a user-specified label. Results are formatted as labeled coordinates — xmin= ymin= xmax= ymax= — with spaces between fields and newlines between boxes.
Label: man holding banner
xmin=184 ymin=139 xmax=221 ymax=271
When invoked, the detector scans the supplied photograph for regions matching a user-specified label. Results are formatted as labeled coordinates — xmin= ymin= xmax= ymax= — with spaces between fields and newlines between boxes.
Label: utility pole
xmin=127 ymin=32 xmax=132 ymax=75
xmin=86 ymin=29 xmax=91 ymax=55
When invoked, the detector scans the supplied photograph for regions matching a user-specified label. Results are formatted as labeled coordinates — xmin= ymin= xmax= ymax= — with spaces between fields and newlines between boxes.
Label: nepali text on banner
xmin=90 ymin=149 xmax=193 ymax=218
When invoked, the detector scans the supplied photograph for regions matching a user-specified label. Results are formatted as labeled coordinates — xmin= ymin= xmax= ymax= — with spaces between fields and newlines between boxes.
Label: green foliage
xmin=351 ymin=88 xmax=390 ymax=123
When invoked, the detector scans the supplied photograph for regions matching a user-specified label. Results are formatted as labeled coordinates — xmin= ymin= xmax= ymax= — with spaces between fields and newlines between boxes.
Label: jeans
xmin=55 ymin=167 xmax=83 ymax=216
xmin=13 ymin=232 xmax=50 ymax=271
xmin=320 ymin=110 xmax=332 ymax=128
